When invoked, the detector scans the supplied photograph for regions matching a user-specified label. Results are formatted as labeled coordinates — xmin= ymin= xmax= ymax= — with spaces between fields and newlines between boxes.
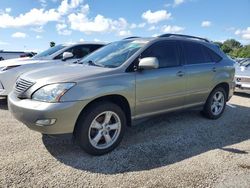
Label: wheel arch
xmin=210 ymin=82 xmax=230 ymax=101
xmin=73 ymin=94 xmax=132 ymax=135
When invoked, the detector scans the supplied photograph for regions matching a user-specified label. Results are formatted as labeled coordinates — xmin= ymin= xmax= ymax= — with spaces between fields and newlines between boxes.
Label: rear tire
xmin=74 ymin=101 xmax=126 ymax=155
xmin=203 ymin=87 xmax=227 ymax=119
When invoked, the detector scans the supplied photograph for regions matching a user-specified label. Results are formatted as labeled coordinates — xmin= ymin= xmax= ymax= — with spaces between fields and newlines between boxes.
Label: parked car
xmin=235 ymin=58 xmax=250 ymax=92
xmin=20 ymin=52 xmax=37 ymax=58
xmin=0 ymin=50 xmax=36 ymax=61
xmin=8 ymin=34 xmax=235 ymax=155
xmin=0 ymin=42 xmax=105 ymax=97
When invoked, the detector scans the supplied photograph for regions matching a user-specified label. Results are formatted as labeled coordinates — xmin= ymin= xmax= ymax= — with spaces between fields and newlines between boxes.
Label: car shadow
xmin=42 ymin=102 xmax=250 ymax=174
xmin=0 ymin=98 xmax=8 ymax=110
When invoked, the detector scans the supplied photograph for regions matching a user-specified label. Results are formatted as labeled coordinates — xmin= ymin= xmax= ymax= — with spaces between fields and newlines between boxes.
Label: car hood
xmin=21 ymin=63 xmax=113 ymax=84
xmin=235 ymin=65 xmax=250 ymax=77
xmin=0 ymin=57 xmax=50 ymax=67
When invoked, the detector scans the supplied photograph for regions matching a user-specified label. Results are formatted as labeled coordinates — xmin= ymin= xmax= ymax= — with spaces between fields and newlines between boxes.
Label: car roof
xmin=123 ymin=34 xmax=227 ymax=58
xmin=124 ymin=34 xmax=212 ymax=46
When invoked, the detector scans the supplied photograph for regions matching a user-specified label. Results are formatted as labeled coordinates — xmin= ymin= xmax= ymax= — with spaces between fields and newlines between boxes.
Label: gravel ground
xmin=0 ymin=93 xmax=250 ymax=188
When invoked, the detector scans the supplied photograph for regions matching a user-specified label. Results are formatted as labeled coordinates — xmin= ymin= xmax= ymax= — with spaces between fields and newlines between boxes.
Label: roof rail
xmin=123 ymin=36 xmax=141 ymax=40
xmin=158 ymin=33 xmax=210 ymax=43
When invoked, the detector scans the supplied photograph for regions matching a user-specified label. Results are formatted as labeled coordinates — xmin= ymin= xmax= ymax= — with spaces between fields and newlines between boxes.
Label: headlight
xmin=1 ymin=65 xmax=21 ymax=71
xmin=32 ymin=83 xmax=76 ymax=102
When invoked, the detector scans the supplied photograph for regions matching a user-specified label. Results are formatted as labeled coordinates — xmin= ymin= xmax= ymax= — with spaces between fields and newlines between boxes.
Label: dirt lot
xmin=0 ymin=93 xmax=250 ymax=188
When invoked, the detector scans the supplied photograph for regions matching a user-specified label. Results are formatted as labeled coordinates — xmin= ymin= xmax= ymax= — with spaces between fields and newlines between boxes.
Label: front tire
xmin=74 ymin=102 xmax=126 ymax=155
xmin=203 ymin=87 xmax=227 ymax=119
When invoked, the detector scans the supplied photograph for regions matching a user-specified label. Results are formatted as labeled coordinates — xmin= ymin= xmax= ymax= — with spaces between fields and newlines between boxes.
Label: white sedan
xmin=0 ymin=42 xmax=105 ymax=97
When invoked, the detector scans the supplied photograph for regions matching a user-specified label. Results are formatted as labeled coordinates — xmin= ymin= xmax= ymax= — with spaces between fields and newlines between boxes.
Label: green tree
xmin=238 ymin=45 xmax=250 ymax=58
xmin=221 ymin=44 xmax=232 ymax=54
xmin=215 ymin=39 xmax=250 ymax=58
xmin=50 ymin=41 xmax=56 ymax=47
xmin=223 ymin=39 xmax=242 ymax=49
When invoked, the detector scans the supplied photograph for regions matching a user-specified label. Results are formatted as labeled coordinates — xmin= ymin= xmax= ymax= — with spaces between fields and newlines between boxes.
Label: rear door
xmin=135 ymin=40 xmax=187 ymax=117
xmin=182 ymin=41 xmax=220 ymax=105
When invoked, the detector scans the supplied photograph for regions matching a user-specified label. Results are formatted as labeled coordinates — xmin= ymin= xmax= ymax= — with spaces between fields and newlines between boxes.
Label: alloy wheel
xmin=211 ymin=91 xmax=225 ymax=116
xmin=88 ymin=111 xmax=121 ymax=150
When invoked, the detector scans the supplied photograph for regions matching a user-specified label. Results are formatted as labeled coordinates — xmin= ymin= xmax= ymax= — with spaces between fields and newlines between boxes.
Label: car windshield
xmin=79 ymin=39 xmax=149 ymax=68
xmin=33 ymin=44 xmax=66 ymax=59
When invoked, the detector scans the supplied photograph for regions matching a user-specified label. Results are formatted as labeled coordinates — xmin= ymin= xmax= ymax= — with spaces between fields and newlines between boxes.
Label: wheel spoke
xmin=214 ymin=106 xmax=219 ymax=113
xmin=104 ymin=133 xmax=112 ymax=144
xmin=103 ymin=112 xmax=112 ymax=124
xmin=91 ymin=120 xmax=102 ymax=130
xmin=107 ymin=123 xmax=119 ymax=130
xmin=217 ymin=93 xmax=222 ymax=101
xmin=92 ymin=131 xmax=102 ymax=145
xmin=218 ymin=102 xmax=223 ymax=107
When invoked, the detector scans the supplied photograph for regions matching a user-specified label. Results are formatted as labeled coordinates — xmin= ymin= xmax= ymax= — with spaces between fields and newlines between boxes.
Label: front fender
xmin=61 ymin=73 xmax=136 ymax=113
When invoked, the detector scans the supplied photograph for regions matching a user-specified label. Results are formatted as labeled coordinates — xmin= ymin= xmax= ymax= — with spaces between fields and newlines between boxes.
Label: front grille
xmin=15 ymin=78 xmax=34 ymax=94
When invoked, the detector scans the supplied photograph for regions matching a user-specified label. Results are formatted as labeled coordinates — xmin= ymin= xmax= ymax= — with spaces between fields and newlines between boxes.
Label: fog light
xmin=35 ymin=119 xmax=56 ymax=126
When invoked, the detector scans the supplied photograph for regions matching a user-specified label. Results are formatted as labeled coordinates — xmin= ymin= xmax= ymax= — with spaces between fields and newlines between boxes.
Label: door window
xmin=182 ymin=42 xmax=222 ymax=64
xmin=141 ymin=41 xmax=180 ymax=68
xmin=54 ymin=45 xmax=92 ymax=60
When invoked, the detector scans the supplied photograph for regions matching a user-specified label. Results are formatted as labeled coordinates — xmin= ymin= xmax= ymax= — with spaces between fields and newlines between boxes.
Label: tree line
xmin=214 ymin=39 xmax=250 ymax=58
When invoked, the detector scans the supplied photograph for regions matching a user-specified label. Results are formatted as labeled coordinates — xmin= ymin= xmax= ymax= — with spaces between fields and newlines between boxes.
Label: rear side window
xmin=182 ymin=42 xmax=212 ymax=65
xmin=182 ymin=42 xmax=222 ymax=64
xmin=141 ymin=41 xmax=180 ymax=68
xmin=203 ymin=46 xmax=222 ymax=63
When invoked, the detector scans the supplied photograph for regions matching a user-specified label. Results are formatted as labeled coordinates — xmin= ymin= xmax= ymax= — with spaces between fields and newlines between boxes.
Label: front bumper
xmin=8 ymin=92 xmax=88 ymax=134
xmin=235 ymin=76 xmax=250 ymax=93
xmin=235 ymin=83 xmax=250 ymax=92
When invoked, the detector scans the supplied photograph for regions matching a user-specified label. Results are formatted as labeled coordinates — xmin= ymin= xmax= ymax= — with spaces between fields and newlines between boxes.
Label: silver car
xmin=0 ymin=42 xmax=104 ymax=97
xmin=9 ymin=34 xmax=235 ymax=155
xmin=235 ymin=59 xmax=250 ymax=92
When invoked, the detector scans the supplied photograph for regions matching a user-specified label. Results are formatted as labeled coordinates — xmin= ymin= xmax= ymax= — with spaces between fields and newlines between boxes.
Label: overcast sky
xmin=0 ymin=0 xmax=249 ymax=52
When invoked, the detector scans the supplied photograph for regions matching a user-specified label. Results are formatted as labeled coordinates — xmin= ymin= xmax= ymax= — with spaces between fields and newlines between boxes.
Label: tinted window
xmin=141 ymin=41 xmax=179 ymax=68
xmin=203 ymin=46 xmax=222 ymax=63
xmin=183 ymin=42 xmax=213 ymax=64
xmin=90 ymin=44 xmax=104 ymax=52
xmin=55 ymin=45 xmax=92 ymax=60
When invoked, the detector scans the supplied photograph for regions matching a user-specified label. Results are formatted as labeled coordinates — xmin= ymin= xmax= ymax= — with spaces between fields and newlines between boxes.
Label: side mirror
xmin=62 ymin=52 xmax=73 ymax=61
xmin=138 ymin=57 xmax=159 ymax=70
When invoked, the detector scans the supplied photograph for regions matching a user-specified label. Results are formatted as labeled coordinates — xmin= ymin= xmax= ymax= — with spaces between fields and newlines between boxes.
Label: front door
xmin=135 ymin=40 xmax=187 ymax=117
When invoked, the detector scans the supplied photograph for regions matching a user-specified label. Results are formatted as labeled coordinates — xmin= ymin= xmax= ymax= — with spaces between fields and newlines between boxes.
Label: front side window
xmin=79 ymin=40 xmax=149 ymax=68
xmin=33 ymin=45 xmax=66 ymax=59
xmin=141 ymin=41 xmax=180 ymax=68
